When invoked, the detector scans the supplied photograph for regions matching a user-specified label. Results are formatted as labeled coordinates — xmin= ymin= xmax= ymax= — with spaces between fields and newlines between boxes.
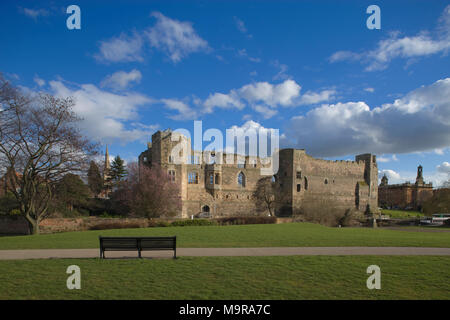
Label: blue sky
xmin=1 ymin=0 xmax=449 ymax=186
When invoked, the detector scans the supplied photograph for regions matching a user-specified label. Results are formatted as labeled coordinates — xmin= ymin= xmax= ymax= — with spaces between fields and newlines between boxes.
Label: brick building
xmin=139 ymin=129 xmax=379 ymax=218
xmin=378 ymin=165 xmax=434 ymax=210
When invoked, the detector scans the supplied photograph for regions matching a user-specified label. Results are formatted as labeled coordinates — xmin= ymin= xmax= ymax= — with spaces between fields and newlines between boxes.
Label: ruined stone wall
xmin=279 ymin=149 xmax=378 ymax=215
xmin=140 ymin=130 xmax=379 ymax=218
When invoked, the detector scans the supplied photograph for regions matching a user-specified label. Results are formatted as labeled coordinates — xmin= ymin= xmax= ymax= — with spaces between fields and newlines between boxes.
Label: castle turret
xmin=415 ymin=165 xmax=424 ymax=186
xmin=380 ymin=174 xmax=388 ymax=186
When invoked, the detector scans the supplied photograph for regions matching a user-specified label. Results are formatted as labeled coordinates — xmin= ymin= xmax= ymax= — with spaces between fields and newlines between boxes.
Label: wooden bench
xmin=99 ymin=236 xmax=176 ymax=259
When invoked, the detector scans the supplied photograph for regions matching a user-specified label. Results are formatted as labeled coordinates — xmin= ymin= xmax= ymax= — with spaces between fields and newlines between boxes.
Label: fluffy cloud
xmin=100 ymin=69 xmax=142 ymax=90
xmin=162 ymin=79 xmax=334 ymax=120
xmin=33 ymin=75 xmax=45 ymax=87
xmin=160 ymin=98 xmax=198 ymax=121
xmin=378 ymin=169 xmax=403 ymax=183
xmin=95 ymin=33 xmax=144 ymax=63
xmin=330 ymin=5 xmax=450 ymax=71
xmin=145 ymin=12 xmax=209 ymax=63
xmin=49 ymin=80 xmax=156 ymax=143
xmin=95 ymin=12 xmax=208 ymax=63
xmin=437 ymin=161 xmax=450 ymax=174
xmin=284 ymin=78 xmax=450 ymax=157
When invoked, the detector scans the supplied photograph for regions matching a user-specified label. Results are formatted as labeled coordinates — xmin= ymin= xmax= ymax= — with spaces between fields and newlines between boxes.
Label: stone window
xmin=168 ymin=155 xmax=173 ymax=163
xmin=238 ymin=172 xmax=246 ymax=187
xmin=215 ymin=173 xmax=220 ymax=184
xmin=304 ymin=177 xmax=308 ymax=190
xmin=296 ymin=171 xmax=302 ymax=179
xmin=209 ymin=174 xmax=214 ymax=185
xmin=297 ymin=184 xmax=301 ymax=192
xmin=324 ymin=179 xmax=328 ymax=184
xmin=188 ymin=172 xmax=199 ymax=184
xmin=168 ymin=170 xmax=176 ymax=182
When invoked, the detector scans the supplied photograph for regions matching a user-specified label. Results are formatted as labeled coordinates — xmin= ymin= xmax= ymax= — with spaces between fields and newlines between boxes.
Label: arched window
xmin=202 ymin=205 xmax=210 ymax=213
xmin=238 ymin=172 xmax=246 ymax=187
xmin=297 ymin=184 xmax=301 ymax=192
xmin=324 ymin=179 xmax=328 ymax=184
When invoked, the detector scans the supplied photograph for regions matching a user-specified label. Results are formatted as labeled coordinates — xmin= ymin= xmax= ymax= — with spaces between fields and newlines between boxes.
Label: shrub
xmin=156 ymin=221 xmax=171 ymax=227
xmin=215 ymin=216 xmax=277 ymax=226
xmin=89 ymin=221 xmax=143 ymax=230
xmin=171 ymin=219 xmax=217 ymax=227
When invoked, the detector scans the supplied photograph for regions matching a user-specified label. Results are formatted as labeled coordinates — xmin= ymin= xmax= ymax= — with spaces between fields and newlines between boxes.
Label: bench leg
xmin=138 ymin=249 xmax=142 ymax=259
xmin=174 ymin=249 xmax=177 ymax=259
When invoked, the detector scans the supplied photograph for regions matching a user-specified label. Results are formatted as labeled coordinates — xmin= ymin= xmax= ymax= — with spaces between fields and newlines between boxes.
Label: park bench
xmin=99 ymin=236 xmax=177 ymax=259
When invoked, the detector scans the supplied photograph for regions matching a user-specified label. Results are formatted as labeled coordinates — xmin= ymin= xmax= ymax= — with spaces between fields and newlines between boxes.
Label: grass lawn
xmin=381 ymin=209 xmax=424 ymax=218
xmin=0 ymin=256 xmax=448 ymax=299
xmin=0 ymin=223 xmax=449 ymax=249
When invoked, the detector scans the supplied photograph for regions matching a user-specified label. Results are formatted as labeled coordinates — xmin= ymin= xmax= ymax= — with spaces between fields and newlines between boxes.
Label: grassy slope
xmin=381 ymin=209 xmax=423 ymax=218
xmin=0 ymin=223 xmax=449 ymax=249
xmin=0 ymin=256 xmax=448 ymax=299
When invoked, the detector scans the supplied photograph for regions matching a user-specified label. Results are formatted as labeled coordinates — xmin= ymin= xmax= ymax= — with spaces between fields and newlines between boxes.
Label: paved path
xmin=0 ymin=247 xmax=449 ymax=260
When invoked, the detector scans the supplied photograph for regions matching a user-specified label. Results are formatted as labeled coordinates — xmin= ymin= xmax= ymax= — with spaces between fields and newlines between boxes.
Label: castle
xmin=378 ymin=165 xmax=433 ymax=210
xmin=138 ymin=129 xmax=378 ymax=218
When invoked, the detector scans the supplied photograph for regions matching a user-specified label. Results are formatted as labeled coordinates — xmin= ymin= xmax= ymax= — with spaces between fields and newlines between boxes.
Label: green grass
xmin=381 ymin=209 xmax=424 ymax=218
xmin=0 ymin=256 xmax=448 ymax=299
xmin=0 ymin=223 xmax=449 ymax=249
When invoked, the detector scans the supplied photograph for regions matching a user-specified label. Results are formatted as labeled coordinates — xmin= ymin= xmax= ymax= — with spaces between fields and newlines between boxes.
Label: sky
xmin=0 ymin=0 xmax=449 ymax=187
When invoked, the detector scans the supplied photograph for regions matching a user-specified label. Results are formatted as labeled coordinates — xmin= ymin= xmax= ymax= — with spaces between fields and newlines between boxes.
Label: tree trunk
xmin=25 ymin=215 xmax=40 ymax=235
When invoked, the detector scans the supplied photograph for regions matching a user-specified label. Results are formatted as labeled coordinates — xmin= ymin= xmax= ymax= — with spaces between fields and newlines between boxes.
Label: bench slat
xmin=99 ymin=236 xmax=176 ymax=259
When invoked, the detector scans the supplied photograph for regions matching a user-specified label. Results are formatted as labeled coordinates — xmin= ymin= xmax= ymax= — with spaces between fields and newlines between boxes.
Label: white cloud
xmin=285 ymin=78 xmax=450 ymax=157
xmin=437 ymin=161 xmax=450 ymax=174
xmin=20 ymin=7 xmax=49 ymax=20
xmin=377 ymin=154 xmax=399 ymax=163
xmin=227 ymin=120 xmax=279 ymax=155
xmin=272 ymin=60 xmax=290 ymax=81
xmin=146 ymin=12 xmax=209 ymax=63
xmin=33 ymin=75 xmax=45 ymax=87
xmin=330 ymin=5 xmax=450 ymax=71
xmin=364 ymin=87 xmax=375 ymax=93
xmin=237 ymin=49 xmax=261 ymax=63
xmin=160 ymin=98 xmax=198 ymax=120
xmin=100 ymin=69 xmax=142 ymax=90
xmin=378 ymin=169 xmax=403 ymax=183
xmin=49 ymin=80 xmax=156 ymax=143
xmin=203 ymin=92 xmax=244 ymax=114
xmin=161 ymin=79 xmax=335 ymax=120
xmin=234 ymin=17 xmax=247 ymax=34
xmin=95 ymin=33 xmax=144 ymax=63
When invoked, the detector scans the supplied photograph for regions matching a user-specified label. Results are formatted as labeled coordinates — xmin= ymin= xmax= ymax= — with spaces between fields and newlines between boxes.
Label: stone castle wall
xmin=139 ymin=130 xmax=378 ymax=218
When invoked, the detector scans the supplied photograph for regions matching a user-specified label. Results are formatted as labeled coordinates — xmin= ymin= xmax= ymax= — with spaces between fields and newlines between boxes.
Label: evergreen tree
xmin=108 ymin=155 xmax=127 ymax=186
xmin=55 ymin=174 xmax=90 ymax=211
xmin=87 ymin=161 xmax=103 ymax=197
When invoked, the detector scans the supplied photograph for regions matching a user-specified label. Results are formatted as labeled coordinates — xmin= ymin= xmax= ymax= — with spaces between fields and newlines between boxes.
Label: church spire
xmin=105 ymin=144 xmax=110 ymax=170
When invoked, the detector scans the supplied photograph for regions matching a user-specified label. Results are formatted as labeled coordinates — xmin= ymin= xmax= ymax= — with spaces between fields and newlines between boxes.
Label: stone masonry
xmin=138 ymin=129 xmax=379 ymax=218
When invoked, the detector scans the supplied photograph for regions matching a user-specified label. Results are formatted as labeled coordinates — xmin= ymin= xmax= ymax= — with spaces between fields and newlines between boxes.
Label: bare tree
xmin=0 ymin=76 xmax=97 ymax=234
xmin=115 ymin=162 xmax=181 ymax=218
xmin=253 ymin=176 xmax=284 ymax=216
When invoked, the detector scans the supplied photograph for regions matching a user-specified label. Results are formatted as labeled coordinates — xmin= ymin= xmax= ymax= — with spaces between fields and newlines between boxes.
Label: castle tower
xmin=415 ymin=165 xmax=424 ymax=186
xmin=380 ymin=174 xmax=388 ymax=186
